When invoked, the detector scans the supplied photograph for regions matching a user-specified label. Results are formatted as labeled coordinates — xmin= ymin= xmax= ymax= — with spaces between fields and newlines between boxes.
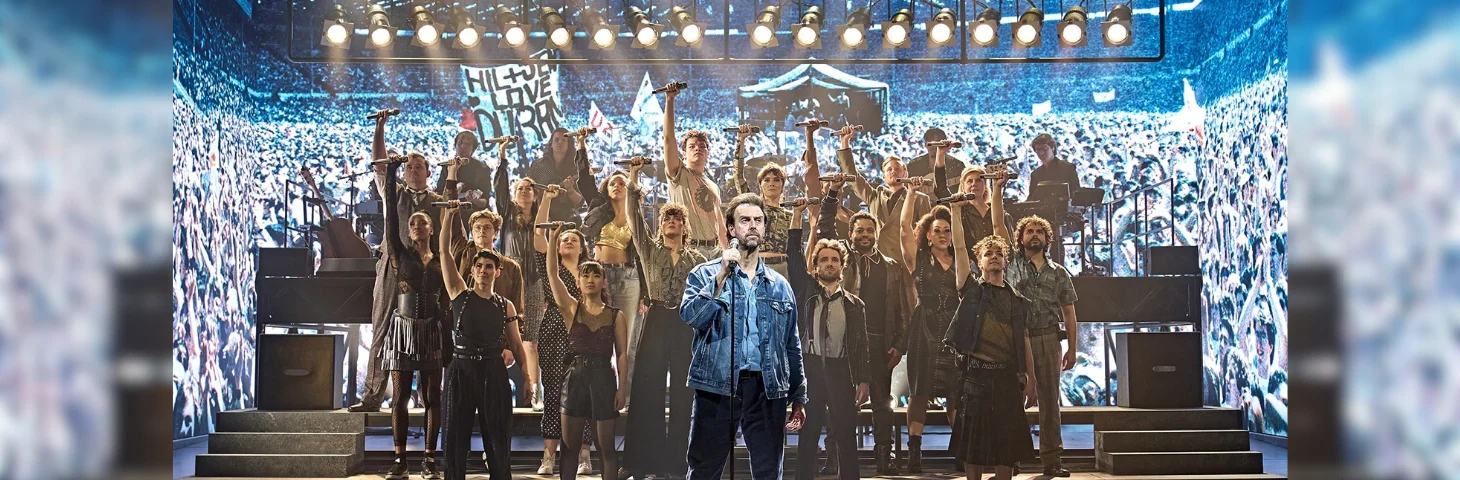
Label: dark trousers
xmin=623 ymin=305 xmax=695 ymax=475
xmin=688 ymin=371 xmax=788 ymax=480
xmin=865 ymin=335 xmax=896 ymax=448
xmin=442 ymin=356 xmax=512 ymax=480
xmin=797 ymin=355 xmax=859 ymax=480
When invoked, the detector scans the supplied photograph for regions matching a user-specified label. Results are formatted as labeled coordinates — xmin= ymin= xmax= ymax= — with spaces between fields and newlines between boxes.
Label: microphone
xmin=565 ymin=129 xmax=597 ymax=138
xmin=893 ymin=177 xmax=928 ymax=186
xmin=838 ymin=125 xmax=865 ymax=133
xmin=528 ymin=184 xmax=564 ymax=193
xmin=367 ymin=109 xmax=401 ymax=120
xmin=817 ymin=173 xmax=855 ymax=183
xmin=779 ymin=198 xmax=810 ymax=208
xmin=534 ymin=222 xmax=579 ymax=230
xmin=369 ymin=155 xmax=406 ymax=166
xmin=980 ymin=172 xmax=1014 ymax=180
xmin=652 ymin=81 xmax=688 ymax=94
xmin=795 ymin=119 xmax=830 ymax=128
xmin=726 ymin=238 xmax=741 ymax=267
xmin=987 ymin=156 xmax=1017 ymax=165
xmin=935 ymin=192 xmax=976 ymax=205
xmin=927 ymin=140 xmax=964 ymax=149
xmin=431 ymin=201 xmax=472 ymax=207
xmin=485 ymin=135 xmax=520 ymax=144
xmin=613 ymin=156 xmax=653 ymax=166
xmin=721 ymin=126 xmax=763 ymax=134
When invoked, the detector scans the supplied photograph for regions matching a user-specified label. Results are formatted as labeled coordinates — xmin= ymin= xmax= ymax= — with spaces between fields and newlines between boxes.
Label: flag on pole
xmin=588 ymin=101 xmax=616 ymax=137
xmin=629 ymin=71 xmax=664 ymax=124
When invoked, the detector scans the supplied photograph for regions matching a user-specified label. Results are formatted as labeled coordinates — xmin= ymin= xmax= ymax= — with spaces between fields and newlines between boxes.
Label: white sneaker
xmin=538 ymin=456 xmax=554 ymax=475
xmin=531 ymin=387 xmax=545 ymax=412
xmin=578 ymin=461 xmax=592 ymax=475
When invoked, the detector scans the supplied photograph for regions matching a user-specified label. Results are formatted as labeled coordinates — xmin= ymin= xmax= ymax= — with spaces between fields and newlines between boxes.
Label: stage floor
xmin=174 ymin=425 xmax=1289 ymax=479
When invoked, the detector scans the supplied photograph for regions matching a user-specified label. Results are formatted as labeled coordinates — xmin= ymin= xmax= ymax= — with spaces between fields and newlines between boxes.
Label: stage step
xmin=194 ymin=453 xmax=358 ymax=477
xmin=208 ymin=432 xmax=364 ymax=455
xmin=1098 ymin=450 xmax=1265 ymax=475
xmin=216 ymin=409 xmax=366 ymax=434
xmin=1096 ymin=429 xmax=1251 ymax=453
xmin=1092 ymin=408 xmax=1245 ymax=431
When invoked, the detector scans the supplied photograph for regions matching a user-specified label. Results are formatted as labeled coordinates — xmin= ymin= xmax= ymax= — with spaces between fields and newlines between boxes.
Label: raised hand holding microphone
xmin=833 ymin=125 xmax=861 ymax=150
xmin=654 ymin=81 xmax=687 ymax=95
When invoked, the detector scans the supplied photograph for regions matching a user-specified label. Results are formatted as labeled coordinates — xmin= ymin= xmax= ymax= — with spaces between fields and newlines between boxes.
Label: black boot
xmin=906 ymin=435 xmax=923 ymax=474
xmin=819 ymin=442 xmax=839 ymax=476
xmin=385 ymin=455 xmax=409 ymax=480
xmin=875 ymin=444 xmax=899 ymax=475
xmin=421 ymin=455 xmax=441 ymax=480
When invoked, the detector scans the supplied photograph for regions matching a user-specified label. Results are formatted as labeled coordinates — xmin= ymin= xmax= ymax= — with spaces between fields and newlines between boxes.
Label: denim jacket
xmin=681 ymin=258 xmax=807 ymax=404
xmin=942 ymin=278 xmax=1031 ymax=375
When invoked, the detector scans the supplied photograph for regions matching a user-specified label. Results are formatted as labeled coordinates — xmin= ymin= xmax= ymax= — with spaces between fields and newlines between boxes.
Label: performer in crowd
xmin=733 ymin=124 xmax=794 ymax=278
xmin=830 ymin=126 xmax=930 ymax=324
xmin=533 ymin=186 xmax=597 ymax=475
xmin=1026 ymin=133 xmax=1080 ymax=202
xmin=818 ymin=175 xmax=911 ymax=475
xmin=545 ymin=224 xmax=629 ymax=480
xmin=681 ymin=193 xmax=806 ymax=480
xmin=786 ymin=200 xmax=871 ymax=480
xmin=526 ymin=127 xmax=586 ymax=222
xmin=438 ymin=202 xmax=525 ymax=480
xmin=442 ymin=152 xmax=525 ymax=338
xmin=575 ymin=129 xmax=643 ymax=393
xmin=991 ymin=174 xmax=1079 ymax=477
xmin=350 ymin=113 xmax=448 ymax=415
xmin=943 ymin=234 xmax=1038 ymax=480
xmin=898 ymin=156 xmax=974 ymax=472
xmin=434 ymin=131 xmax=493 ymax=230
xmin=498 ymin=168 xmax=545 ymax=411
xmin=619 ymin=159 xmax=706 ymax=480
xmin=932 ymin=142 xmax=1014 ymax=270
xmin=663 ymin=83 xmax=727 ymax=261
xmin=904 ymin=128 xmax=969 ymax=188
xmin=378 ymin=154 xmax=448 ymax=480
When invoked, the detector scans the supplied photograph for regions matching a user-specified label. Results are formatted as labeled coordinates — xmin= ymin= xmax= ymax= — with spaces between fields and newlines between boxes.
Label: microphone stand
xmin=728 ymin=252 xmax=737 ymax=480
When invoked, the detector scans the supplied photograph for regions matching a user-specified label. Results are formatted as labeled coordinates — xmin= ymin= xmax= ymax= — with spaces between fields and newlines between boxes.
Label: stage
xmin=178 ymin=406 xmax=1287 ymax=478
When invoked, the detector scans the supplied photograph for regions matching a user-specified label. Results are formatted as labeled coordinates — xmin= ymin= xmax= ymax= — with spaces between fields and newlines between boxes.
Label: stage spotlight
xmin=1101 ymin=3 xmax=1132 ymax=46
xmin=792 ymin=6 xmax=823 ymax=49
xmin=747 ymin=5 xmax=781 ymax=48
xmin=540 ymin=7 xmax=574 ymax=49
xmin=1013 ymin=7 xmax=1043 ymax=47
xmin=669 ymin=6 xmax=707 ymax=47
xmin=1057 ymin=6 xmax=1087 ymax=46
xmin=836 ymin=8 xmax=870 ymax=50
xmin=627 ymin=6 xmax=663 ymax=48
xmin=970 ymin=7 xmax=999 ymax=47
xmin=880 ymin=8 xmax=912 ymax=48
xmin=581 ymin=9 xmax=621 ymax=49
xmin=926 ymin=8 xmax=956 ymax=47
xmin=366 ymin=5 xmax=398 ymax=47
xmin=409 ymin=6 xmax=444 ymax=46
xmin=320 ymin=4 xmax=353 ymax=48
xmin=450 ymin=7 xmax=481 ymax=49
xmin=493 ymin=6 xmax=529 ymax=48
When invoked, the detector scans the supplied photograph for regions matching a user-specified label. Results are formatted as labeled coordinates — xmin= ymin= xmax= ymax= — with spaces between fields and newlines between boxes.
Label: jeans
xmin=604 ymin=263 xmax=641 ymax=393
xmin=622 ymin=305 xmax=695 ymax=475
xmin=687 ymin=371 xmax=789 ymax=480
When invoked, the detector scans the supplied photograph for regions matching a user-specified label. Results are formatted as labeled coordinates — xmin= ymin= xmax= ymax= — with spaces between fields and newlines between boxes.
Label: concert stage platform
xmin=186 ymin=406 xmax=1285 ymax=478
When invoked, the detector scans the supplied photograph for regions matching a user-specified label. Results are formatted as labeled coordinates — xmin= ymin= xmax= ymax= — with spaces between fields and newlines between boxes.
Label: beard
xmin=853 ymin=236 xmax=875 ymax=251
xmin=1025 ymin=238 xmax=1047 ymax=252
xmin=736 ymin=234 xmax=760 ymax=251
xmin=815 ymin=270 xmax=841 ymax=282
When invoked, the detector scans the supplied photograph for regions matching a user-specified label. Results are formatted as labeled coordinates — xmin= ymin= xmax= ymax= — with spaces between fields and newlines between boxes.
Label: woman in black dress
xmin=496 ymin=150 xmax=544 ymax=412
xmin=546 ymin=224 xmax=629 ymax=480
xmin=533 ymin=186 xmax=597 ymax=475
xmin=898 ymin=190 xmax=973 ymax=472
xmin=439 ymin=202 xmax=527 ymax=480
xmin=380 ymin=160 xmax=448 ymax=480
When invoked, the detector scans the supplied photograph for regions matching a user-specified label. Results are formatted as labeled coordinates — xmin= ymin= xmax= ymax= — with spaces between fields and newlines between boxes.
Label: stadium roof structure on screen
xmin=291 ymin=0 xmax=1163 ymax=65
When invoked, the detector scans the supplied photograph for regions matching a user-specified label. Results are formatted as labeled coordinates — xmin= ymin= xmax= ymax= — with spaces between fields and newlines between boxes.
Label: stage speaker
xmin=258 ymin=247 xmax=312 ymax=277
xmin=1115 ymin=332 xmax=1202 ymax=408
xmin=257 ymin=334 xmax=345 ymax=410
xmin=1148 ymin=246 xmax=1199 ymax=276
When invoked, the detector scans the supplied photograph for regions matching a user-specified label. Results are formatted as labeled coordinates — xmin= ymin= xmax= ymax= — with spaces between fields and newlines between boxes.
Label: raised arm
xmin=532 ymin=187 xmax=559 ymax=253
xmin=898 ymin=180 xmax=919 ymax=274
xmin=733 ymin=127 xmax=754 ymax=195
xmin=574 ymin=132 xmax=602 ymax=208
xmin=626 ymin=162 xmax=655 ymax=267
xmin=817 ymin=180 xmax=845 ymax=242
xmin=832 ymin=128 xmax=873 ymax=202
xmin=932 ymin=145 xmax=954 ymax=200
xmin=545 ymin=225 xmax=580 ymax=324
xmin=441 ymin=203 xmax=468 ymax=299
xmin=802 ymin=122 xmax=823 ymax=198
xmin=663 ymin=86 xmax=684 ymax=178
xmin=951 ymin=202 xmax=971 ymax=290
xmin=990 ymin=174 xmax=1011 ymax=241
xmin=371 ymin=113 xmax=389 ymax=196
xmin=787 ymin=205 xmax=810 ymax=294
xmin=382 ymin=162 xmax=407 ymax=259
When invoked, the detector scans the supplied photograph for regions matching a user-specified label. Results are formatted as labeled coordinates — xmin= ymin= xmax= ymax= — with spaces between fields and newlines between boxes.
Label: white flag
xmin=1032 ymin=101 xmax=1052 ymax=116
xmin=629 ymin=71 xmax=663 ymax=124
xmin=1093 ymin=89 xmax=1116 ymax=103
xmin=588 ymin=101 xmax=616 ymax=137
